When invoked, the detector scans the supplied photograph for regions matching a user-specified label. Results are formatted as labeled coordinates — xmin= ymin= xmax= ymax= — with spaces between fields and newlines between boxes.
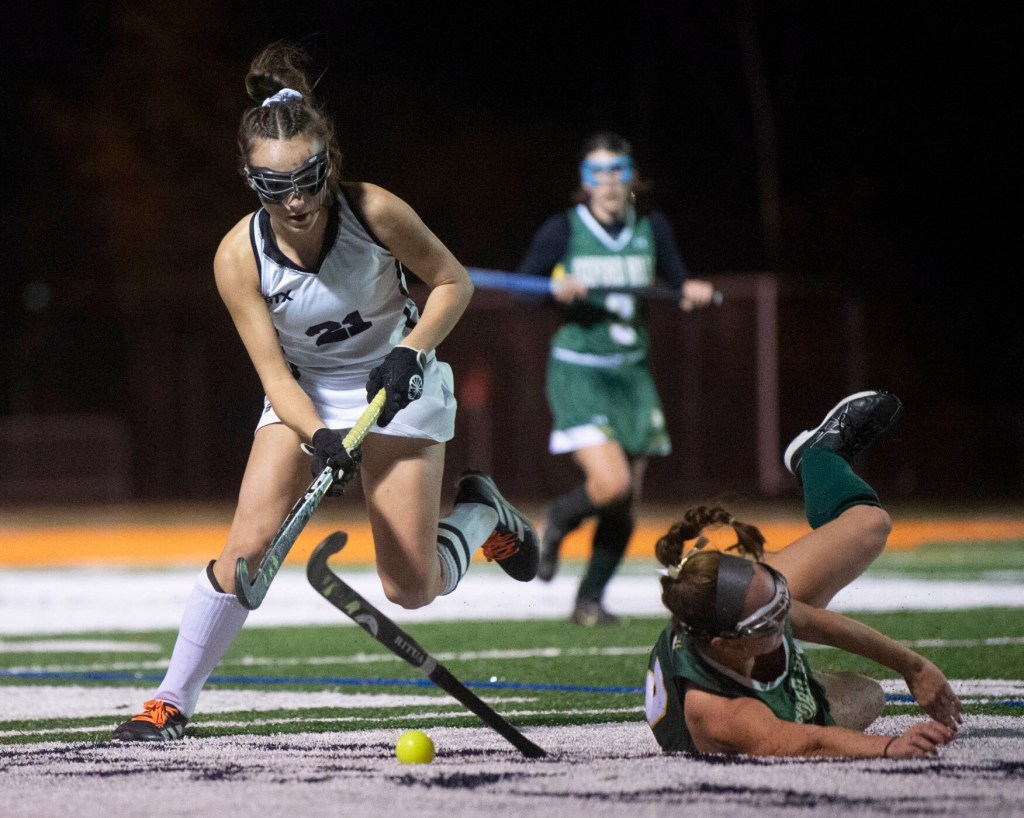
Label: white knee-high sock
xmin=155 ymin=566 xmax=249 ymax=717
xmin=436 ymin=503 xmax=499 ymax=595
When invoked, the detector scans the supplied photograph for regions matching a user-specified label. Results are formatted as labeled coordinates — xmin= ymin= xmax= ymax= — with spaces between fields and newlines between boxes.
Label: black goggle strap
xmin=712 ymin=553 xmax=755 ymax=635
xmin=247 ymin=152 xmax=330 ymax=201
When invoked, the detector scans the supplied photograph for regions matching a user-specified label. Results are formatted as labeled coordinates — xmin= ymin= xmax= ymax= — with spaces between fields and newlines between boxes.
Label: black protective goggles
xmin=246 ymin=152 xmax=330 ymax=203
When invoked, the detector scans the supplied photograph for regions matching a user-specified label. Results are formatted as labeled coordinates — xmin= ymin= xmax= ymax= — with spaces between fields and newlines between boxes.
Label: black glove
xmin=310 ymin=428 xmax=362 ymax=496
xmin=365 ymin=346 xmax=427 ymax=427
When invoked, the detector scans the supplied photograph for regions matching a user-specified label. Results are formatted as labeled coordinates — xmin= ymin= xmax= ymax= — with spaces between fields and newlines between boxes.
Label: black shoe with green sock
xmin=783 ymin=390 xmax=902 ymax=529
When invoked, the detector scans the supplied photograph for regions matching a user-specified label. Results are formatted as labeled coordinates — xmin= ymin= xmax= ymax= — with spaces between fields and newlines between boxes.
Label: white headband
xmin=262 ymin=88 xmax=303 ymax=107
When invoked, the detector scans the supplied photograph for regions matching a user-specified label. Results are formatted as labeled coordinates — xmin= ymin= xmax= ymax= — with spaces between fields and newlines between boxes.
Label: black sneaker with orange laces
xmin=454 ymin=470 xmax=539 ymax=581
xmin=111 ymin=699 xmax=188 ymax=742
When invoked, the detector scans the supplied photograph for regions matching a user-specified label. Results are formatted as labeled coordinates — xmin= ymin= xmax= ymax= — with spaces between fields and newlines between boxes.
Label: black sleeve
xmin=516 ymin=212 xmax=571 ymax=278
xmin=649 ymin=210 xmax=690 ymax=289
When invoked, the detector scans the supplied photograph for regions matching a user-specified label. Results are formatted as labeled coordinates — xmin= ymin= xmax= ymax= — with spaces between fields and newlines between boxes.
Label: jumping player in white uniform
xmin=112 ymin=41 xmax=538 ymax=742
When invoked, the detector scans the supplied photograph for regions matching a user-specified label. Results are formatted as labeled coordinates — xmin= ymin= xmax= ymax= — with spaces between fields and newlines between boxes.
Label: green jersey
xmin=644 ymin=622 xmax=834 ymax=754
xmin=551 ymin=204 xmax=656 ymax=360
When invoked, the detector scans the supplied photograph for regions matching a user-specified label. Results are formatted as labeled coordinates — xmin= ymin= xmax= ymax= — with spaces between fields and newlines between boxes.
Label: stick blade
xmin=234 ymin=557 xmax=264 ymax=610
xmin=307 ymin=530 xmax=350 ymax=581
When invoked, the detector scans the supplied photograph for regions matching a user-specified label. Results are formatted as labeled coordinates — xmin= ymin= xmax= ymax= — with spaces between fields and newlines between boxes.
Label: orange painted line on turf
xmin=1 ymin=518 xmax=1023 ymax=568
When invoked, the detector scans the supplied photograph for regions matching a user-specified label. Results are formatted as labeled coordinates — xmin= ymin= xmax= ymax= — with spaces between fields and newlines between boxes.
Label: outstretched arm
xmin=684 ymin=687 xmax=955 ymax=759
xmin=790 ymin=601 xmax=964 ymax=728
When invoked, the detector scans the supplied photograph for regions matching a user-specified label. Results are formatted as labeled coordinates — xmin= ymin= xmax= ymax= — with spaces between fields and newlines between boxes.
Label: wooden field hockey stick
xmin=467 ymin=267 xmax=723 ymax=305
xmin=307 ymin=531 xmax=548 ymax=758
xmin=234 ymin=388 xmax=388 ymax=610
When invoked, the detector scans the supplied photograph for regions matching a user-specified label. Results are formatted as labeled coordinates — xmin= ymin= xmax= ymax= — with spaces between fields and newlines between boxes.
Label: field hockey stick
xmin=307 ymin=531 xmax=548 ymax=758
xmin=234 ymin=388 xmax=388 ymax=610
xmin=467 ymin=267 xmax=723 ymax=305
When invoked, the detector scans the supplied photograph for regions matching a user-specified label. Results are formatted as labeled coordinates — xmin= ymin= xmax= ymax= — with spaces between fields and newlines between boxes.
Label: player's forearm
xmin=402 ymin=276 xmax=473 ymax=353
xmin=263 ymin=377 xmax=326 ymax=441
xmin=787 ymin=725 xmax=892 ymax=758
xmin=709 ymin=716 xmax=890 ymax=759
xmin=800 ymin=608 xmax=922 ymax=677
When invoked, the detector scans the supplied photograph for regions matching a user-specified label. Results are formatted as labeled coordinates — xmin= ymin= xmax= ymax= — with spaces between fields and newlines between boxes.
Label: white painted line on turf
xmin=3 ymin=680 xmax=1018 ymax=728
xmin=9 ymin=637 xmax=1024 ymax=677
xmin=880 ymin=678 xmax=1024 ymax=697
xmin=0 ymin=685 xmax=538 ymax=720
xmin=0 ymin=639 xmax=162 ymax=653
xmin=0 ymin=645 xmax=653 ymax=676
xmin=0 ymin=706 xmax=641 ymax=740
xmin=231 ymin=644 xmax=655 ymax=666
xmin=803 ymin=635 xmax=1024 ymax=651
xmin=3 ymin=568 xmax=1024 ymax=635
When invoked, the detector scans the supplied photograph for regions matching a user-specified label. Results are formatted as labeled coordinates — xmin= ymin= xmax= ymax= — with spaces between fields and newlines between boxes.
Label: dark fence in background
xmin=2 ymin=272 xmax=1022 ymax=506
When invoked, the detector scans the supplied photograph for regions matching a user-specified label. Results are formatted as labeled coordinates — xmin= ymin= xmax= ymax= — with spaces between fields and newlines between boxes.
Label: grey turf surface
xmin=2 ymin=718 xmax=1021 ymax=818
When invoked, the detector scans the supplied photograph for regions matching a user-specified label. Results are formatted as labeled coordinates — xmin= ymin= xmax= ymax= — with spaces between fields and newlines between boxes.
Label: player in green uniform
xmin=645 ymin=390 xmax=964 ymax=757
xmin=516 ymin=132 xmax=716 ymax=625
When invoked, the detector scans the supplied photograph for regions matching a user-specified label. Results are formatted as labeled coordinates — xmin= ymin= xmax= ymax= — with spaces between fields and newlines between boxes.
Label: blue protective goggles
xmin=580 ymin=156 xmax=634 ymax=186
xmin=246 ymin=151 xmax=330 ymax=203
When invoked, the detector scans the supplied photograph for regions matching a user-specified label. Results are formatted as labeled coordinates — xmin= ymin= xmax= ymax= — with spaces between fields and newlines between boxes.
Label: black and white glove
xmin=310 ymin=428 xmax=362 ymax=496
xmin=365 ymin=346 xmax=427 ymax=427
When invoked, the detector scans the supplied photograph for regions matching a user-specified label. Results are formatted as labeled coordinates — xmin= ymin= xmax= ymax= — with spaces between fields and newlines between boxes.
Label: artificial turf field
xmin=2 ymin=519 xmax=1023 ymax=816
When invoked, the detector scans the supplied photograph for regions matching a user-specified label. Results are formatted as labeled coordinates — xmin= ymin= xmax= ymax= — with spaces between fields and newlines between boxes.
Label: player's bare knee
xmin=839 ymin=505 xmax=891 ymax=558
xmin=587 ymin=473 xmax=632 ymax=507
xmin=380 ymin=580 xmax=436 ymax=610
xmin=860 ymin=505 xmax=893 ymax=554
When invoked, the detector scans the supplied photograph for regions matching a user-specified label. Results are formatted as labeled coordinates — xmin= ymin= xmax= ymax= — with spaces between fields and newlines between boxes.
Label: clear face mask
xmin=246 ymin=151 xmax=330 ymax=204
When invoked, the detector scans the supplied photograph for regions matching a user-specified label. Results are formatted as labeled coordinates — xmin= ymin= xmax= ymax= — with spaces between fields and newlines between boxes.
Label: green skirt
xmin=546 ymin=354 xmax=671 ymax=457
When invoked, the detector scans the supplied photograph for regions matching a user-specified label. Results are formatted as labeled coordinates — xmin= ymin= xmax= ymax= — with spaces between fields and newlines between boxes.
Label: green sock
xmin=801 ymin=449 xmax=880 ymax=529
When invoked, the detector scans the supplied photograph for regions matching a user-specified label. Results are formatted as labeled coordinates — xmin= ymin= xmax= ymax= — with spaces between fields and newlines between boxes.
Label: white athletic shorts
xmin=255 ymin=352 xmax=457 ymax=442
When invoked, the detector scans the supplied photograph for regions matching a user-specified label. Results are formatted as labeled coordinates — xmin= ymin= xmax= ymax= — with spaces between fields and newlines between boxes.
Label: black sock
xmin=547 ymin=484 xmax=598 ymax=536
xmin=577 ymin=503 xmax=635 ymax=603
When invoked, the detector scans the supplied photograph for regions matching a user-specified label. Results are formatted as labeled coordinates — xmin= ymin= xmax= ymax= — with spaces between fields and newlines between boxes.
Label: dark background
xmin=2 ymin=1 xmax=1021 ymax=505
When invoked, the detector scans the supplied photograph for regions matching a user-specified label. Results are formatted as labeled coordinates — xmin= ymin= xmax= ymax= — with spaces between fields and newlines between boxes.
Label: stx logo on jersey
xmin=306 ymin=311 xmax=373 ymax=346
xmin=263 ymin=289 xmax=295 ymax=305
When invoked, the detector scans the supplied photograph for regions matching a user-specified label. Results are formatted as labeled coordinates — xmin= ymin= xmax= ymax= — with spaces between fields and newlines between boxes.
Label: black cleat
xmin=783 ymin=391 xmax=903 ymax=482
xmin=112 ymin=699 xmax=188 ymax=742
xmin=570 ymin=599 xmax=620 ymax=627
xmin=536 ymin=504 xmax=568 ymax=582
xmin=455 ymin=470 xmax=539 ymax=581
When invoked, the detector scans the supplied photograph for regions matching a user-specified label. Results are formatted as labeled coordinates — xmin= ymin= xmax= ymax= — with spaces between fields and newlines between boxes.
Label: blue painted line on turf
xmin=3 ymin=669 xmax=1022 ymax=706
